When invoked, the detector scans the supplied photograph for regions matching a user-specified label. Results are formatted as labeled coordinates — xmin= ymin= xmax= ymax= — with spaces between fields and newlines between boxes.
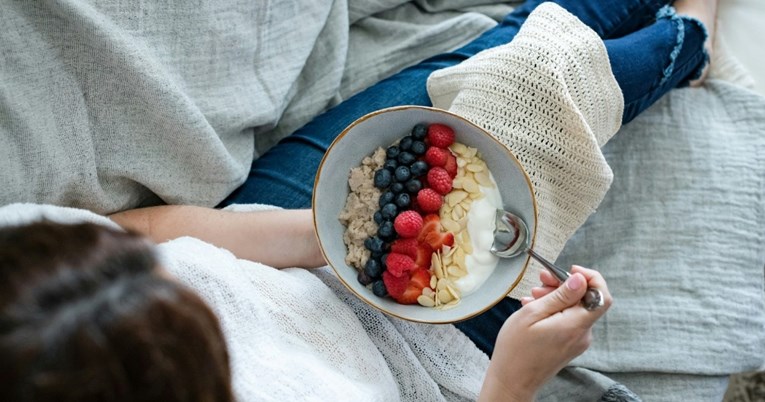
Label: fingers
xmin=570 ymin=265 xmax=613 ymax=311
xmin=531 ymin=284 xmax=555 ymax=299
xmin=522 ymin=265 xmax=613 ymax=322
xmin=526 ymin=272 xmax=588 ymax=319
xmin=540 ymin=269 xmax=559 ymax=287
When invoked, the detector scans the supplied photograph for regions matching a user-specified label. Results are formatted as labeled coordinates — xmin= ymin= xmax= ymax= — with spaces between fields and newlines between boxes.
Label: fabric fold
xmin=427 ymin=2 xmax=624 ymax=297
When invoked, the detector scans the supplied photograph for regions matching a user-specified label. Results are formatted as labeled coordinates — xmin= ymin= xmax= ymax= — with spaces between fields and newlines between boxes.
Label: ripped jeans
xmin=221 ymin=1 xmax=708 ymax=356
xmin=222 ymin=0 xmax=708 ymax=210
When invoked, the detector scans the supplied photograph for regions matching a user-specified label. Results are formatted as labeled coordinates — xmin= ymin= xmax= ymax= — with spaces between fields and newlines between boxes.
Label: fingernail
xmin=566 ymin=274 xmax=584 ymax=290
xmin=520 ymin=297 xmax=534 ymax=305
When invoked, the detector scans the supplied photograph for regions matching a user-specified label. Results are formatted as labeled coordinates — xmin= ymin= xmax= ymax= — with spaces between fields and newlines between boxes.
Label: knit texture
xmin=427 ymin=2 xmax=624 ymax=297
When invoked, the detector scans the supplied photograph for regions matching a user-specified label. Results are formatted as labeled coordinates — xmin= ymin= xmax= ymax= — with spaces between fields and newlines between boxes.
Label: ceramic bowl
xmin=313 ymin=105 xmax=537 ymax=323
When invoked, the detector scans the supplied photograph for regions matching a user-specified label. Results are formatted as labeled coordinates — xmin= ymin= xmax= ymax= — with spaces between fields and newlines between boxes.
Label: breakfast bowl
xmin=312 ymin=105 xmax=537 ymax=324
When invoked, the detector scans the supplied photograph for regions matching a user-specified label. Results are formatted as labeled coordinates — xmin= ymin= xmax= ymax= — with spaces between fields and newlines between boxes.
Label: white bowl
xmin=313 ymin=106 xmax=537 ymax=323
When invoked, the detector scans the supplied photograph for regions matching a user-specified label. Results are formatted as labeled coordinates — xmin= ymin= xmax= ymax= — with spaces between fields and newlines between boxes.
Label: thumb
xmin=534 ymin=273 xmax=587 ymax=316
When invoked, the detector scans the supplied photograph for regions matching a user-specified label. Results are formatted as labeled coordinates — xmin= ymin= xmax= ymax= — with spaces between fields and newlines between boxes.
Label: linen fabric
xmin=0 ymin=0 xmax=513 ymax=214
xmin=2 ymin=3 xmax=764 ymax=402
xmin=0 ymin=6 xmax=642 ymax=401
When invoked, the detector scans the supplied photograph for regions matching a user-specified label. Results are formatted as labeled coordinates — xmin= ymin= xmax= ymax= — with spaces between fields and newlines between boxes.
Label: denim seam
xmin=655 ymin=5 xmax=710 ymax=87
xmin=656 ymin=5 xmax=684 ymax=86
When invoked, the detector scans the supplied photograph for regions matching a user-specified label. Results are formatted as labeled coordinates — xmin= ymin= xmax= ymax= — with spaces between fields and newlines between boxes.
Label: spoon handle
xmin=526 ymin=249 xmax=603 ymax=311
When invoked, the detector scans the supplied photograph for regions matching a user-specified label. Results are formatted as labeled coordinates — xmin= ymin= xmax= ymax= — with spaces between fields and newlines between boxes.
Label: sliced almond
xmin=475 ymin=170 xmax=492 ymax=187
xmin=469 ymin=192 xmax=484 ymax=200
xmin=439 ymin=300 xmax=460 ymax=310
xmin=447 ymin=284 xmax=462 ymax=300
xmin=432 ymin=254 xmax=444 ymax=279
xmin=417 ymin=295 xmax=436 ymax=307
xmin=466 ymin=163 xmax=484 ymax=173
xmin=461 ymin=237 xmax=473 ymax=254
xmin=457 ymin=158 xmax=467 ymax=168
xmin=446 ymin=190 xmax=468 ymax=207
xmin=450 ymin=142 xmax=467 ymax=155
xmin=448 ymin=265 xmax=466 ymax=278
xmin=426 ymin=279 xmax=436 ymax=294
xmin=464 ymin=147 xmax=478 ymax=158
xmin=442 ymin=219 xmax=460 ymax=234
xmin=438 ymin=289 xmax=454 ymax=304
xmin=462 ymin=177 xmax=479 ymax=193
xmin=455 ymin=248 xmax=466 ymax=269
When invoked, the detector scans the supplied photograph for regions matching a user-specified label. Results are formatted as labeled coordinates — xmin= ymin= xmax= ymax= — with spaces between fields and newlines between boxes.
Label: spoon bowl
xmin=491 ymin=209 xmax=604 ymax=311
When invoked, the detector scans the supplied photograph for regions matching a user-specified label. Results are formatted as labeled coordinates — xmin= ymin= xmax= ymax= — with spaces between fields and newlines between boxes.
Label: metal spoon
xmin=490 ymin=209 xmax=604 ymax=310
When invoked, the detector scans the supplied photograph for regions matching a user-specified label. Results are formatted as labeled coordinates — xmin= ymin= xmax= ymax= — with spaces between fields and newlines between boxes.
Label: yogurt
xmin=454 ymin=177 xmax=502 ymax=296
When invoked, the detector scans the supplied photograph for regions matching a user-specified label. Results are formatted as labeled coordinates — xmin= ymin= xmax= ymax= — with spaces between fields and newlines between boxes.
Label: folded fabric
xmin=427 ymin=2 xmax=624 ymax=298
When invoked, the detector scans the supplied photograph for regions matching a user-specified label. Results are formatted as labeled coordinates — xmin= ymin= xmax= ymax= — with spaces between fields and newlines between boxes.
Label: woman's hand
xmin=478 ymin=266 xmax=612 ymax=401
xmin=109 ymin=206 xmax=326 ymax=269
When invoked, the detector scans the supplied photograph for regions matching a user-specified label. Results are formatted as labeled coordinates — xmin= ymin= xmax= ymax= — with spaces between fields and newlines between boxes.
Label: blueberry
xmin=411 ymin=123 xmax=428 ymax=140
xmin=364 ymin=236 xmax=384 ymax=253
xmin=410 ymin=160 xmax=428 ymax=177
xmin=372 ymin=279 xmax=388 ymax=297
xmin=364 ymin=258 xmax=384 ymax=278
xmin=395 ymin=193 xmax=410 ymax=208
xmin=410 ymin=140 xmax=426 ymax=156
xmin=371 ymin=250 xmax=384 ymax=259
xmin=386 ymin=146 xmax=400 ymax=159
xmin=374 ymin=169 xmax=392 ymax=189
xmin=391 ymin=182 xmax=404 ymax=194
xmin=394 ymin=166 xmax=411 ymax=182
xmin=378 ymin=191 xmax=394 ymax=207
xmin=405 ymin=178 xmax=422 ymax=194
xmin=397 ymin=151 xmax=416 ymax=166
xmin=373 ymin=211 xmax=383 ymax=224
xmin=381 ymin=203 xmax=398 ymax=220
xmin=377 ymin=220 xmax=395 ymax=240
xmin=399 ymin=136 xmax=413 ymax=151
xmin=381 ymin=253 xmax=389 ymax=268
xmin=357 ymin=270 xmax=374 ymax=286
xmin=383 ymin=158 xmax=398 ymax=172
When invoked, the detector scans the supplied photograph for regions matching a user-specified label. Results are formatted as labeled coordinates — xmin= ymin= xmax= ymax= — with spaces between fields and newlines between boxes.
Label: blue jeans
xmin=222 ymin=0 xmax=708 ymax=356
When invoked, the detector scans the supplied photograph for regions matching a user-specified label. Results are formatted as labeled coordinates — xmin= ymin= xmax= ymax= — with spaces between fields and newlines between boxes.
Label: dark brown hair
xmin=0 ymin=221 xmax=234 ymax=402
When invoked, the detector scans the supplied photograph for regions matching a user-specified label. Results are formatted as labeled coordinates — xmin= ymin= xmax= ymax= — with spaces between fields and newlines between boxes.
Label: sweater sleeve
xmin=427 ymin=2 xmax=624 ymax=297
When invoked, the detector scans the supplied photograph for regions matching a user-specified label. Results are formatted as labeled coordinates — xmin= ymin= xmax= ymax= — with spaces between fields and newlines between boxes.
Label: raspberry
xmin=424 ymin=147 xmax=448 ymax=167
xmin=382 ymin=270 xmax=409 ymax=298
xmin=444 ymin=152 xmax=458 ymax=178
xmin=427 ymin=167 xmax=453 ymax=195
xmin=385 ymin=252 xmax=416 ymax=277
xmin=427 ymin=124 xmax=455 ymax=148
xmin=417 ymin=188 xmax=443 ymax=213
xmin=391 ymin=238 xmax=419 ymax=258
xmin=394 ymin=211 xmax=423 ymax=238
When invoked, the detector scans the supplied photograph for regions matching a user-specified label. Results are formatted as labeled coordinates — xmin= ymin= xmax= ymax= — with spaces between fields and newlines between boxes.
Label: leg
xmin=609 ymin=5 xmax=709 ymax=124
xmin=220 ymin=0 xmax=672 ymax=208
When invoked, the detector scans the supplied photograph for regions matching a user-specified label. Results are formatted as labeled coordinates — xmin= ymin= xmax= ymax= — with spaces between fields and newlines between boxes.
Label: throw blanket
xmin=0 ymin=0 xmax=514 ymax=214
xmin=2 ymin=3 xmax=763 ymax=402
xmin=0 ymin=6 xmax=634 ymax=401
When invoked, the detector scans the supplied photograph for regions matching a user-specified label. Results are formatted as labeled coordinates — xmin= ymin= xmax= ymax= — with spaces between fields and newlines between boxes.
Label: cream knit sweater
xmin=428 ymin=2 xmax=624 ymax=297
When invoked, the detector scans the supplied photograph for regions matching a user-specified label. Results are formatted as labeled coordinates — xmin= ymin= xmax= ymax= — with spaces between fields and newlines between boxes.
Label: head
xmin=0 ymin=221 xmax=234 ymax=402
